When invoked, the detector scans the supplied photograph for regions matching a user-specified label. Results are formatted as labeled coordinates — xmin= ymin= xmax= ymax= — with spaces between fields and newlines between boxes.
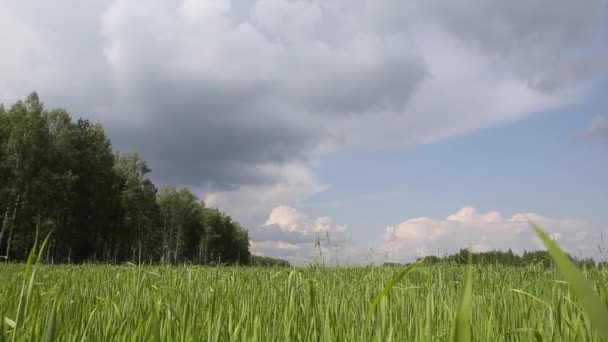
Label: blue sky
xmin=306 ymin=83 xmax=608 ymax=244
xmin=1 ymin=0 xmax=607 ymax=264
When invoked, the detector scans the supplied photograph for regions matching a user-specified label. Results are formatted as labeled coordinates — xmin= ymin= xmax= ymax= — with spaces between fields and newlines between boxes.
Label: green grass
xmin=1 ymin=262 xmax=607 ymax=341
xmin=1 ymin=224 xmax=607 ymax=341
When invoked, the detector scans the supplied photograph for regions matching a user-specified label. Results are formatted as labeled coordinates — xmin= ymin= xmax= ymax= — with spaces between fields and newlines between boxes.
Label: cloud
xmin=252 ymin=206 xmax=351 ymax=245
xmin=577 ymin=115 xmax=608 ymax=141
xmin=380 ymin=207 xmax=599 ymax=263
xmin=249 ymin=206 xmax=351 ymax=265
xmin=421 ymin=0 xmax=608 ymax=92
xmin=250 ymin=240 xmax=301 ymax=259
xmin=204 ymin=161 xmax=326 ymax=226
xmin=1 ymin=0 xmax=606 ymax=226
xmin=0 ymin=1 xmax=112 ymax=110
xmin=248 ymin=206 xmax=602 ymax=265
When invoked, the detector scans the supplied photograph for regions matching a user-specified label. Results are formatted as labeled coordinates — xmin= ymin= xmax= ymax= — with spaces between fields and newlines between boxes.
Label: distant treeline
xmin=251 ymin=255 xmax=291 ymax=267
xmin=0 ymin=93 xmax=253 ymax=264
xmin=396 ymin=249 xmax=603 ymax=268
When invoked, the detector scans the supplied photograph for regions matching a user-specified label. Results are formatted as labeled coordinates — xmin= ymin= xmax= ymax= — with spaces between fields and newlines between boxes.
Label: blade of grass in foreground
xmin=452 ymin=252 xmax=473 ymax=342
xmin=12 ymin=231 xmax=39 ymax=341
xmin=1 ymin=310 xmax=7 ymax=342
xmin=530 ymin=221 xmax=608 ymax=341
xmin=11 ymin=229 xmax=53 ymax=342
xmin=366 ymin=259 xmax=423 ymax=323
xmin=42 ymin=298 xmax=57 ymax=342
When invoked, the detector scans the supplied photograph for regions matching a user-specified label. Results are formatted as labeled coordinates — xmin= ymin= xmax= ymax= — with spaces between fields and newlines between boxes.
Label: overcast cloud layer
xmin=1 ymin=1 xmax=607 ymax=260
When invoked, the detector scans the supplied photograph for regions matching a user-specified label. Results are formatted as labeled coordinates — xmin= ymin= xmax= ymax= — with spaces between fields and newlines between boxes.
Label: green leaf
xmin=366 ymin=259 xmax=423 ymax=323
xmin=530 ymin=221 xmax=608 ymax=341
xmin=452 ymin=252 xmax=473 ymax=342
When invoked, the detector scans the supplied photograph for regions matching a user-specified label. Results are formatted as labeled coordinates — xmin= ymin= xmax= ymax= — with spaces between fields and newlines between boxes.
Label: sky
xmin=1 ymin=0 xmax=607 ymax=264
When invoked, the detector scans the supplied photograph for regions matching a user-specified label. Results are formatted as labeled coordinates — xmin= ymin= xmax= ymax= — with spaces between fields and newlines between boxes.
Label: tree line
xmin=410 ymin=249 xmax=601 ymax=269
xmin=0 ymin=93 xmax=252 ymax=264
xmin=250 ymin=255 xmax=291 ymax=267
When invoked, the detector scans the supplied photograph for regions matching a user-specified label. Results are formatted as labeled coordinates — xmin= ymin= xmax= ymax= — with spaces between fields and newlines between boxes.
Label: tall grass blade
xmin=530 ymin=221 xmax=608 ymax=341
xmin=452 ymin=252 xmax=473 ymax=342
xmin=151 ymin=302 xmax=161 ymax=342
xmin=23 ymin=230 xmax=53 ymax=328
xmin=509 ymin=289 xmax=551 ymax=310
xmin=11 ymin=229 xmax=53 ymax=342
xmin=1 ymin=311 xmax=8 ymax=342
xmin=12 ymin=230 xmax=38 ymax=342
xmin=37 ymin=230 xmax=53 ymax=263
xmin=42 ymin=299 xmax=57 ymax=342
xmin=366 ymin=259 xmax=423 ymax=323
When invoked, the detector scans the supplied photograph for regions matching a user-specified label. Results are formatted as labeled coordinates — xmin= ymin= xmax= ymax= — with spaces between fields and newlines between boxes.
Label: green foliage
xmin=201 ymin=206 xmax=250 ymax=265
xmin=113 ymin=152 xmax=161 ymax=262
xmin=419 ymin=248 xmax=598 ymax=268
xmin=0 ymin=93 xmax=252 ymax=265
xmin=250 ymin=255 xmax=290 ymax=267
xmin=157 ymin=186 xmax=204 ymax=263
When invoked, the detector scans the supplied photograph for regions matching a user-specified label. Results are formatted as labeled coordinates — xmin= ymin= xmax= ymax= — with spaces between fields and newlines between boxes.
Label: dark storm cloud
xmin=108 ymin=93 xmax=320 ymax=190
xmin=92 ymin=0 xmax=430 ymax=189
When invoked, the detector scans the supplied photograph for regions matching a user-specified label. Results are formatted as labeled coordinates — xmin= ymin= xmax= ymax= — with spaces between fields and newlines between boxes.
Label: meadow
xmin=1 ymin=261 xmax=608 ymax=341
xmin=1 ymin=225 xmax=608 ymax=341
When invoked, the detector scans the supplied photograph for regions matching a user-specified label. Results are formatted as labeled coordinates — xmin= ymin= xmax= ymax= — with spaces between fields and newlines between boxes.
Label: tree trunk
xmin=3 ymin=194 xmax=20 ymax=259
xmin=162 ymin=217 xmax=167 ymax=263
xmin=168 ymin=218 xmax=175 ymax=263
xmin=4 ymin=224 xmax=13 ymax=261
xmin=175 ymin=226 xmax=181 ymax=264
xmin=0 ymin=204 xmax=11 ymax=257
xmin=46 ymin=239 xmax=52 ymax=263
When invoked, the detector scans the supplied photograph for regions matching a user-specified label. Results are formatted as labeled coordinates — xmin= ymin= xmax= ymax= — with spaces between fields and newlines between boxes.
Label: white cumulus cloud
xmin=249 ymin=206 xmax=602 ymax=265
xmin=250 ymin=206 xmax=352 ymax=265
xmin=380 ymin=207 xmax=599 ymax=263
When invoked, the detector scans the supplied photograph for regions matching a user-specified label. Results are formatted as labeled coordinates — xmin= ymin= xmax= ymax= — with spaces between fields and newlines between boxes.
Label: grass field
xmin=1 ymin=261 xmax=608 ymax=341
